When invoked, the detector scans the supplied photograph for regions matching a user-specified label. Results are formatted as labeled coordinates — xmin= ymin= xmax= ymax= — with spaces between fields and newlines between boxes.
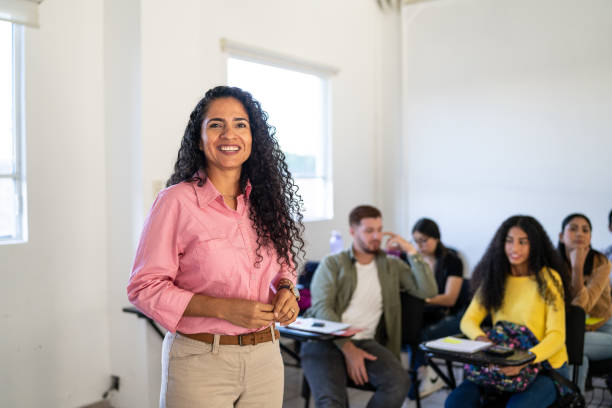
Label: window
xmin=226 ymin=50 xmax=334 ymax=222
xmin=0 ymin=21 xmax=26 ymax=243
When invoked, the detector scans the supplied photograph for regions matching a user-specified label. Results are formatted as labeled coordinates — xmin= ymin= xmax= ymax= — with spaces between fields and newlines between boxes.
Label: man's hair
xmin=609 ymin=209 xmax=612 ymax=227
xmin=349 ymin=205 xmax=382 ymax=226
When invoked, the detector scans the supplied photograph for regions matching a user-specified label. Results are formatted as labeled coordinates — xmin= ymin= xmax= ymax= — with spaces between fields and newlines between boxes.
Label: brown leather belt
xmin=180 ymin=327 xmax=280 ymax=346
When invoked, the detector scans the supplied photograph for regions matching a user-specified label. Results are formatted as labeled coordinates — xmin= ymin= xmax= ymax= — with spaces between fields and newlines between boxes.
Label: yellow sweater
xmin=461 ymin=268 xmax=568 ymax=369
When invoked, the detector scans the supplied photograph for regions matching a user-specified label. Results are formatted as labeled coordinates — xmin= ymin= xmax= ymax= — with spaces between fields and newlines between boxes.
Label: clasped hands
xmin=225 ymin=287 xmax=299 ymax=329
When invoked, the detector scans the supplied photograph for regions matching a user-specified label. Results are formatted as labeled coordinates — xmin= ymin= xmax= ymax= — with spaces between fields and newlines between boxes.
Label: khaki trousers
xmin=160 ymin=330 xmax=284 ymax=408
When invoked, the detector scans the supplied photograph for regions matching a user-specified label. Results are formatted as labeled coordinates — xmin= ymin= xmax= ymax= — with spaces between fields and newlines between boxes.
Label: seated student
xmin=558 ymin=213 xmax=612 ymax=392
xmin=408 ymin=218 xmax=467 ymax=398
xmin=603 ymin=210 xmax=612 ymax=264
xmin=300 ymin=205 xmax=438 ymax=408
xmin=445 ymin=215 xmax=570 ymax=408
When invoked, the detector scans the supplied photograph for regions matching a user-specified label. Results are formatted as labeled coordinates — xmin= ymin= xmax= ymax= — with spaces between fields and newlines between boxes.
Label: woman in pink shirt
xmin=128 ymin=86 xmax=304 ymax=407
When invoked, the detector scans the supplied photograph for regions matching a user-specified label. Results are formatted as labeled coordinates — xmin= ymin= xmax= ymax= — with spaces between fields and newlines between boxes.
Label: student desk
xmin=419 ymin=340 xmax=536 ymax=389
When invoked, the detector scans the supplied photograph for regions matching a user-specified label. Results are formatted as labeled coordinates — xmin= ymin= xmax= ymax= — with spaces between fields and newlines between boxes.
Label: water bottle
xmin=329 ymin=230 xmax=344 ymax=254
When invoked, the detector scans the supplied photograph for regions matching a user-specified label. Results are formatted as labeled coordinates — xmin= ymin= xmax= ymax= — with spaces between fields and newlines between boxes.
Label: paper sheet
xmin=425 ymin=336 xmax=492 ymax=354
xmin=287 ymin=317 xmax=350 ymax=334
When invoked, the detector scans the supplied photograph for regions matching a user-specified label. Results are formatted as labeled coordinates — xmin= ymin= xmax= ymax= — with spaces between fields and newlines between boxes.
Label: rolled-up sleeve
xmin=127 ymin=190 xmax=194 ymax=332
xmin=270 ymin=255 xmax=297 ymax=293
xmin=571 ymin=259 xmax=611 ymax=314
xmin=398 ymin=254 xmax=438 ymax=299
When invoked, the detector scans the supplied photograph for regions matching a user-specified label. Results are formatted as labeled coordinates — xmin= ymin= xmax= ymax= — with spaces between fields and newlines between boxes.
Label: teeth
xmin=220 ymin=146 xmax=239 ymax=151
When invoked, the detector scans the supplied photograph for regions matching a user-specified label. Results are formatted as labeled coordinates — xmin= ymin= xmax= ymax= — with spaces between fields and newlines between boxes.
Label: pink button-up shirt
xmin=127 ymin=177 xmax=295 ymax=335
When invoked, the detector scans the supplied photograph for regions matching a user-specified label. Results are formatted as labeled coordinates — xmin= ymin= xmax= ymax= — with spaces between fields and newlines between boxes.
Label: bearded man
xmin=300 ymin=205 xmax=438 ymax=408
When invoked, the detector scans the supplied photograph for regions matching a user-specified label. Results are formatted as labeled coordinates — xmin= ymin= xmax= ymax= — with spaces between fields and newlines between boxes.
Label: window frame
xmin=222 ymin=40 xmax=337 ymax=222
xmin=0 ymin=23 xmax=27 ymax=244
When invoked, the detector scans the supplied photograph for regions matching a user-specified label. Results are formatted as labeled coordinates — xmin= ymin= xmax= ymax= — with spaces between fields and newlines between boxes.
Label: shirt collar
xmin=192 ymin=170 xmax=252 ymax=208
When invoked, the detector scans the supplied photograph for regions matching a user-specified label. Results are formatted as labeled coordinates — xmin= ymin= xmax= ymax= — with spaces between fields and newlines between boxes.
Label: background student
xmin=445 ymin=215 xmax=570 ymax=408
xmin=558 ymin=213 xmax=612 ymax=393
xmin=408 ymin=218 xmax=468 ymax=399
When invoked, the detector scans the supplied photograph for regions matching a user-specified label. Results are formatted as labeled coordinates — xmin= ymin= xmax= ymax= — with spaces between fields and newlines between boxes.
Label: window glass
xmin=228 ymin=57 xmax=332 ymax=221
xmin=0 ymin=21 xmax=25 ymax=243
xmin=0 ymin=22 xmax=13 ymax=174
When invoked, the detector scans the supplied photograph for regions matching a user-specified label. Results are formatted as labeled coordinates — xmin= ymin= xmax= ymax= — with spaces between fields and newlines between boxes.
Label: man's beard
xmin=356 ymin=236 xmax=380 ymax=254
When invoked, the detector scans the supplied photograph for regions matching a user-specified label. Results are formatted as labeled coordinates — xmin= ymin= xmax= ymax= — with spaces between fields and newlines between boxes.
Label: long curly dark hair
xmin=167 ymin=86 xmax=305 ymax=271
xmin=471 ymin=215 xmax=569 ymax=312
xmin=557 ymin=213 xmax=605 ymax=277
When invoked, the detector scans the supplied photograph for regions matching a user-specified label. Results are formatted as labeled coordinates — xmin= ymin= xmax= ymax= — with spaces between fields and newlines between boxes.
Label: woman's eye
xmin=209 ymin=123 xmax=221 ymax=128
xmin=237 ymin=122 xmax=248 ymax=128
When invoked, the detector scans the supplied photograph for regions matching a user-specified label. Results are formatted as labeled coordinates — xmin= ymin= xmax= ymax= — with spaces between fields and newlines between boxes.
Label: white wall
xmin=0 ymin=0 xmax=111 ymax=406
xmin=400 ymin=0 xmax=612 ymax=272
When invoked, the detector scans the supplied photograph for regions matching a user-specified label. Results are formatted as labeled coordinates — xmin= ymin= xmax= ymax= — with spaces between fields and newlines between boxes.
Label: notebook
xmin=425 ymin=336 xmax=493 ymax=354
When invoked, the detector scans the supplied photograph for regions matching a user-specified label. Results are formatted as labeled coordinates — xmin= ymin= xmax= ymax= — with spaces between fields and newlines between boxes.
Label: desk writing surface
xmin=277 ymin=325 xmax=335 ymax=342
xmin=420 ymin=342 xmax=536 ymax=367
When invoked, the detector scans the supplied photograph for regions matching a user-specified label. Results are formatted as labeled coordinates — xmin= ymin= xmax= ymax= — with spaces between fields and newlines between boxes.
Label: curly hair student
xmin=445 ymin=215 xmax=570 ymax=408
xmin=128 ymin=86 xmax=305 ymax=407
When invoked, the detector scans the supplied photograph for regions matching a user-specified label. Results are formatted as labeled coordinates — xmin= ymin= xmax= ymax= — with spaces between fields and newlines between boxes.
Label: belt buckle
xmin=238 ymin=333 xmax=255 ymax=346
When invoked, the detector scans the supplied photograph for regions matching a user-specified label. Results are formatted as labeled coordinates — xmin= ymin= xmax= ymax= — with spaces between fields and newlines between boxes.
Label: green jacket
xmin=306 ymin=247 xmax=437 ymax=358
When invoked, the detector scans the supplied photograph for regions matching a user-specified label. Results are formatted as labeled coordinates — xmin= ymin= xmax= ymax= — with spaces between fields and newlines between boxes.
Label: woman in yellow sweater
xmin=445 ymin=215 xmax=570 ymax=408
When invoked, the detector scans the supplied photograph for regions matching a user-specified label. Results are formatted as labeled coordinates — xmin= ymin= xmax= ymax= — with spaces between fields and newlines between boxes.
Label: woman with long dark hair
xmin=558 ymin=213 xmax=612 ymax=392
xmin=445 ymin=215 xmax=570 ymax=407
xmin=128 ymin=86 xmax=304 ymax=407
xmin=409 ymin=218 xmax=466 ymax=399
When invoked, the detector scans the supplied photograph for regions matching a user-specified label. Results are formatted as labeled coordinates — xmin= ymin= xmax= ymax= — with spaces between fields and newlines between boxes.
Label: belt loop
xmin=270 ymin=325 xmax=276 ymax=343
xmin=212 ymin=334 xmax=220 ymax=354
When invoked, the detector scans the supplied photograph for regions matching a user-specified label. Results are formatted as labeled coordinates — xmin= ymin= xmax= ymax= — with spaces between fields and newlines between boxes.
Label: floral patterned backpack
xmin=464 ymin=321 xmax=542 ymax=392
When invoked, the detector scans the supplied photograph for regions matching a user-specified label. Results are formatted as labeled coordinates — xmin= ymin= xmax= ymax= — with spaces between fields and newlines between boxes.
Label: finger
xmin=244 ymin=318 xmax=275 ymax=329
xmin=278 ymin=305 xmax=298 ymax=323
xmin=349 ymin=370 xmax=362 ymax=386
xmin=359 ymin=364 xmax=369 ymax=384
xmin=273 ymin=291 xmax=294 ymax=317
xmin=363 ymin=351 xmax=378 ymax=361
xmin=352 ymin=368 xmax=364 ymax=386
xmin=253 ymin=310 xmax=276 ymax=322
xmin=257 ymin=303 xmax=275 ymax=312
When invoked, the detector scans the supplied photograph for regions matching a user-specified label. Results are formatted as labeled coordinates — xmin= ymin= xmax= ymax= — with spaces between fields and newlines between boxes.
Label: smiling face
xmin=200 ymin=97 xmax=252 ymax=174
xmin=559 ymin=216 xmax=592 ymax=250
xmin=504 ymin=226 xmax=530 ymax=267
xmin=351 ymin=217 xmax=383 ymax=254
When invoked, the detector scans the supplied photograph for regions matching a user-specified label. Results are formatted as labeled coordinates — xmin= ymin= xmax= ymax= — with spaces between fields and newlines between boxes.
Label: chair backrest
xmin=299 ymin=261 xmax=319 ymax=288
xmin=297 ymin=261 xmax=319 ymax=313
xmin=401 ymin=291 xmax=425 ymax=347
xmin=565 ymin=304 xmax=585 ymax=366
xmin=452 ymin=277 xmax=473 ymax=314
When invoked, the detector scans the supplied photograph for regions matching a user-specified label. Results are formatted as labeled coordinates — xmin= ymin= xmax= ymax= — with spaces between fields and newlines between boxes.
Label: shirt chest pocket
xmin=195 ymin=238 xmax=240 ymax=293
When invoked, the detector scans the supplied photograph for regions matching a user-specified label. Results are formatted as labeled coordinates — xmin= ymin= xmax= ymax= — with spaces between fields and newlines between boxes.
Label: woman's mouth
xmin=218 ymin=145 xmax=240 ymax=153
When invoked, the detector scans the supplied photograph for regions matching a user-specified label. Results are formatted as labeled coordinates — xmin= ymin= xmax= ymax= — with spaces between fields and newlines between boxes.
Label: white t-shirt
xmin=340 ymin=260 xmax=383 ymax=340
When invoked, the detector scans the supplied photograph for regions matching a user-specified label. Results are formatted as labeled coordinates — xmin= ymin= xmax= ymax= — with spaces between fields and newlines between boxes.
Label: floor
xmin=281 ymin=342 xmax=612 ymax=408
